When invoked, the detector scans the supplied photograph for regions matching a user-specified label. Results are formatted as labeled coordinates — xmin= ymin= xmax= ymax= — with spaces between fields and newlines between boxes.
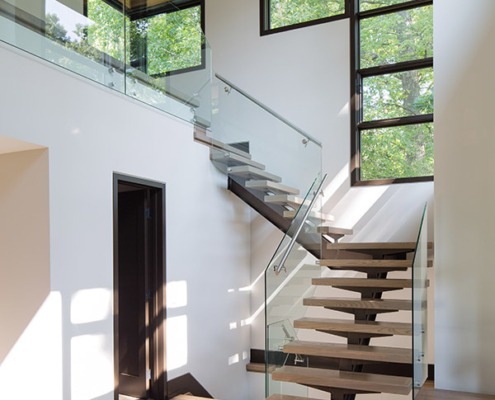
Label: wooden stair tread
xmin=294 ymin=317 xmax=412 ymax=336
xmin=320 ymin=259 xmax=413 ymax=269
xmin=303 ymin=297 xmax=413 ymax=311
xmin=267 ymin=395 xmax=322 ymax=400
xmin=318 ymin=225 xmax=354 ymax=236
xmin=245 ymin=180 xmax=300 ymax=195
xmin=272 ymin=365 xmax=412 ymax=395
xmin=246 ymin=362 xmax=276 ymax=373
xmin=313 ymin=277 xmax=421 ymax=289
xmin=327 ymin=242 xmax=416 ymax=251
xmin=172 ymin=396 xmax=215 ymax=400
xmin=283 ymin=210 xmax=334 ymax=222
xmin=194 ymin=130 xmax=252 ymax=159
xmin=227 ymin=165 xmax=282 ymax=182
xmin=210 ymin=149 xmax=265 ymax=170
xmin=284 ymin=340 xmax=411 ymax=363
xmin=264 ymin=194 xmax=309 ymax=208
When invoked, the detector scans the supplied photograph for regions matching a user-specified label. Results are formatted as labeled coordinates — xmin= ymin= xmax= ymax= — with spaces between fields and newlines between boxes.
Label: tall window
xmin=351 ymin=0 xmax=433 ymax=184
xmin=261 ymin=0 xmax=348 ymax=35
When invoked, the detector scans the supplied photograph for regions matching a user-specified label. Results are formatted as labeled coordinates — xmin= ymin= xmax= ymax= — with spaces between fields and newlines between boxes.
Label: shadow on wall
xmin=0 ymin=140 xmax=50 ymax=365
xmin=322 ymin=164 xmax=434 ymax=243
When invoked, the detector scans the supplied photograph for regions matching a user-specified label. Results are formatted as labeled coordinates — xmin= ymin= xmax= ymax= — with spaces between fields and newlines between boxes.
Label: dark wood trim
xmin=358 ymin=0 xmax=432 ymax=19
xmin=167 ymin=373 xmax=213 ymax=398
xmin=113 ymin=173 xmax=167 ymax=400
xmin=359 ymin=58 xmax=433 ymax=78
xmin=350 ymin=0 xmax=360 ymax=187
xmin=350 ymin=0 xmax=434 ymax=186
xmin=260 ymin=0 xmax=350 ymax=36
xmin=359 ymin=114 xmax=433 ymax=130
xmin=353 ymin=175 xmax=433 ymax=186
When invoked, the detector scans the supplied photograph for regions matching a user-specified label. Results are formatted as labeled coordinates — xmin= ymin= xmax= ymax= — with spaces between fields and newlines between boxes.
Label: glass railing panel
xmin=0 ymin=0 xmax=212 ymax=126
xmin=265 ymin=175 xmax=324 ymax=399
xmin=412 ymin=204 xmax=428 ymax=397
xmin=123 ymin=1 xmax=212 ymax=126
xmin=211 ymin=74 xmax=322 ymax=198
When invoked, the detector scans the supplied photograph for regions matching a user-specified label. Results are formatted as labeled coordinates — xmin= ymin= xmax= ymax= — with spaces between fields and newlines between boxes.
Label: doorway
xmin=113 ymin=174 xmax=166 ymax=400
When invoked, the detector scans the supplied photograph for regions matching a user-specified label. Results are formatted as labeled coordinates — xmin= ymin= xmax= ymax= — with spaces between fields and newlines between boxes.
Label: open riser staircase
xmin=194 ymin=125 xmax=430 ymax=400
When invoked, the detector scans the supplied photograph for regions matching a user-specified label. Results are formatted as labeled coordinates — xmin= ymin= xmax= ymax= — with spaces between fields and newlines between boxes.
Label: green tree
xmin=359 ymin=4 xmax=433 ymax=180
xmin=269 ymin=0 xmax=345 ymax=29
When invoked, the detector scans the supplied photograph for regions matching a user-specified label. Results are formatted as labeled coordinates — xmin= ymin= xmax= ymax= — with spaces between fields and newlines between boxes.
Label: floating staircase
xmin=194 ymin=127 xmax=429 ymax=400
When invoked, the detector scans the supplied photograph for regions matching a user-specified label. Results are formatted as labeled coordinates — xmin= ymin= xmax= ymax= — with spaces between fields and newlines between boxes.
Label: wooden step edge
xmin=264 ymin=194 xmax=309 ymax=207
xmin=303 ymin=297 xmax=413 ymax=311
xmin=227 ymin=165 xmax=282 ymax=182
xmin=318 ymin=225 xmax=354 ymax=236
xmin=245 ymin=180 xmax=300 ymax=195
xmin=193 ymin=130 xmax=252 ymax=160
xmin=272 ymin=365 xmax=412 ymax=395
xmin=283 ymin=340 xmax=412 ymax=364
xmin=172 ymin=395 xmax=216 ymax=400
xmin=283 ymin=210 xmax=334 ymax=222
xmin=312 ymin=277 xmax=430 ymax=289
xmin=210 ymin=150 xmax=265 ymax=170
xmin=267 ymin=395 xmax=323 ymax=400
xmin=320 ymin=259 xmax=413 ymax=268
xmin=327 ymin=242 xmax=416 ymax=251
xmin=246 ymin=362 xmax=277 ymax=373
xmin=293 ymin=317 xmax=413 ymax=336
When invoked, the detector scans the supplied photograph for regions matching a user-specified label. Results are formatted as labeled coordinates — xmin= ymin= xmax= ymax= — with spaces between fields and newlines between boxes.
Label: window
xmin=261 ymin=0 xmax=348 ymax=35
xmin=351 ymin=0 xmax=433 ymax=184
xmin=85 ymin=0 xmax=204 ymax=75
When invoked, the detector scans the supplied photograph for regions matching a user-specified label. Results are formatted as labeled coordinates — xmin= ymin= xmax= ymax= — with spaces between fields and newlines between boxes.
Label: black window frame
xmin=260 ymin=0 xmax=350 ymax=36
xmin=84 ymin=0 xmax=205 ymax=76
xmin=350 ymin=0 xmax=434 ymax=186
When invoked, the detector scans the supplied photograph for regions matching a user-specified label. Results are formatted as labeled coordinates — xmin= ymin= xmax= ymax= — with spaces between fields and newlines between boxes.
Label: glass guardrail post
xmin=413 ymin=204 xmax=428 ymax=398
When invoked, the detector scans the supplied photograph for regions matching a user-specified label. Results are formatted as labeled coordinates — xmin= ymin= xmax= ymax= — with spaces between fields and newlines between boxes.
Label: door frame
xmin=113 ymin=173 xmax=167 ymax=399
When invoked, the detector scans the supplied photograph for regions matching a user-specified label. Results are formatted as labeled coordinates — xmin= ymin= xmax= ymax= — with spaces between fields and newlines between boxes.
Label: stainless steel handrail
xmin=274 ymin=174 xmax=327 ymax=274
xmin=215 ymin=73 xmax=322 ymax=148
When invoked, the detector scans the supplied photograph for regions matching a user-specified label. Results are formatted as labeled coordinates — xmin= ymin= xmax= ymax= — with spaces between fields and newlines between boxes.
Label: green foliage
xmin=269 ymin=0 xmax=345 ymax=29
xmin=359 ymin=3 xmax=434 ymax=181
xmin=361 ymin=123 xmax=434 ymax=180
xmin=43 ymin=0 xmax=202 ymax=74
xmin=360 ymin=6 xmax=433 ymax=68
xmin=359 ymin=0 xmax=411 ymax=12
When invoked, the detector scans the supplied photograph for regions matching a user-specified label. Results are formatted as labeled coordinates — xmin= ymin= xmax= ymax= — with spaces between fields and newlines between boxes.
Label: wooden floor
xmin=416 ymin=381 xmax=495 ymax=399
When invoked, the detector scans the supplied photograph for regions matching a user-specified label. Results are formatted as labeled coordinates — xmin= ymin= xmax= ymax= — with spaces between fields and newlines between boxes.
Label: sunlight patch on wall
xmin=71 ymin=288 xmax=111 ymax=324
xmin=167 ymin=281 xmax=188 ymax=309
xmin=0 ymin=292 xmax=62 ymax=399
xmin=71 ymin=333 xmax=113 ymax=400
xmin=228 ymin=353 xmax=239 ymax=365
xmin=166 ymin=315 xmax=188 ymax=371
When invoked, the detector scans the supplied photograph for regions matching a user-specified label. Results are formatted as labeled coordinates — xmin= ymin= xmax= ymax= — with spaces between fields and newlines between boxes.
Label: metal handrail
xmin=274 ymin=174 xmax=327 ymax=274
xmin=215 ymin=73 xmax=322 ymax=147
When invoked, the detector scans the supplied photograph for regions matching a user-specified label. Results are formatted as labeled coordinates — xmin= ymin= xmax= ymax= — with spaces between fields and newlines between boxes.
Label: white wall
xmin=0 ymin=42 xmax=252 ymax=400
xmin=434 ymin=0 xmax=495 ymax=395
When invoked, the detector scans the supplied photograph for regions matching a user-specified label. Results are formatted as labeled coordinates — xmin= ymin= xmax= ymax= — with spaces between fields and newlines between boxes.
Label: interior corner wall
xmin=0 ymin=42 xmax=252 ymax=400
xmin=434 ymin=0 xmax=495 ymax=395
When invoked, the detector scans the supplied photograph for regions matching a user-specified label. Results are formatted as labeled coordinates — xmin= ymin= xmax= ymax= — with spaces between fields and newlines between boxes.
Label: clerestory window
xmin=260 ymin=0 xmax=348 ymax=35
xmin=85 ymin=0 xmax=204 ymax=75
xmin=351 ymin=0 xmax=434 ymax=185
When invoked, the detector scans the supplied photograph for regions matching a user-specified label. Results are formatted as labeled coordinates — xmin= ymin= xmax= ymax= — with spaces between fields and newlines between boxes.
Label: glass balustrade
xmin=210 ymin=74 xmax=322 ymax=199
xmin=0 ymin=0 xmax=212 ymax=125
xmin=264 ymin=175 xmax=325 ymax=399
xmin=413 ymin=204 xmax=429 ymax=398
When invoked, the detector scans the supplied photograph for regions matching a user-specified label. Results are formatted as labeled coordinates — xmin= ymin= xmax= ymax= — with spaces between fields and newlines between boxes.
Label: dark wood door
xmin=114 ymin=175 xmax=167 ymax=400
xmin=117 ymin=188 xmax=149 ymax=398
